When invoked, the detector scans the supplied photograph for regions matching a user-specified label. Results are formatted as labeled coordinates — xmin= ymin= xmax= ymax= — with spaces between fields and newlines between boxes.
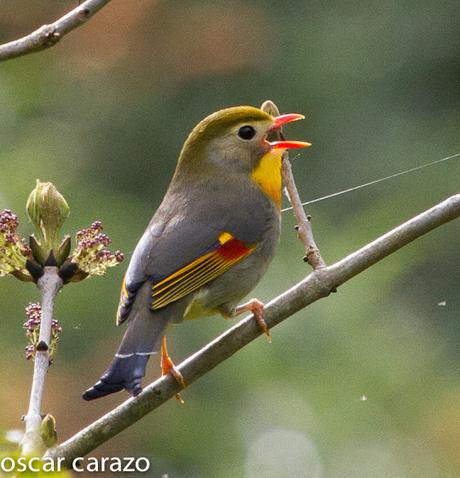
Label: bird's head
xmin=177 ymin=106 xmax=311 ymax=175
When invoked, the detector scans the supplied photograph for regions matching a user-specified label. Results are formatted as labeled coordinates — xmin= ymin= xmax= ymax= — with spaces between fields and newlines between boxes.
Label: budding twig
xmin=22 ymin=267 xmax=63 ymax=456
xmin=0 ymin=181 xmax=123 ymax=455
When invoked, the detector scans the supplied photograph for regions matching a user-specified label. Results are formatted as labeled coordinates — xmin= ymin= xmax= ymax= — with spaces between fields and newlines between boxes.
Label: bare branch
xmin=22 ymin=267 xmax=63 ymax=455
xmin=260 ymin=100 xmax=327 ymax=269
xmin=281 ymin=158 xmax=327 ymax=269
xmin=47 ymin=194 xmax=460 ymax=462
xmin=0 ymin=0 xmax=111 ymax=63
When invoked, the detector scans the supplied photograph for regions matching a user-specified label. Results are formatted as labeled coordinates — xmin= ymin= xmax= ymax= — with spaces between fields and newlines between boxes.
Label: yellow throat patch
xmin=251 ymin=150 xmax=283 ymax=208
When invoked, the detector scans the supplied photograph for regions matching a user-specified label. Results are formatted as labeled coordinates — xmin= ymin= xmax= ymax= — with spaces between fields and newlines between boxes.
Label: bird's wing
xmin=117 ymin=220 xmax=259 ymax=324
xmin=117 ymin=178 xmax=271 ymax=324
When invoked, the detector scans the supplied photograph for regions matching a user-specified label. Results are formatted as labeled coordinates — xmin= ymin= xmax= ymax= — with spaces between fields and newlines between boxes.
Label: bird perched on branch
xmin=83 ymin=105 xmax=310 ymax=400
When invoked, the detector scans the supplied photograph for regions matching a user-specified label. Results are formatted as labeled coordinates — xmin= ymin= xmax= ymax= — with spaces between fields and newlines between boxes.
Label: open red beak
xmin=270 ymin=140 xmax=311 ymax=150
xmin=269 ymin=113 xmax=311 ymax=150
xmin=272 ymin=113 xmax=305 ymax=128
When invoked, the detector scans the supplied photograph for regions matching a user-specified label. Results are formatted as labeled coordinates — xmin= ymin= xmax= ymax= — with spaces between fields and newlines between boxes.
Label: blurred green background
xmin=0 ymin=1 xmax=459 ymax=477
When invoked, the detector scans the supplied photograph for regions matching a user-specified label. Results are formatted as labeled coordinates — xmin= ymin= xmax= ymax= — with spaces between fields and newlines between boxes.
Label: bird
xmin=83 ymin=105 xmax=310 ymax=400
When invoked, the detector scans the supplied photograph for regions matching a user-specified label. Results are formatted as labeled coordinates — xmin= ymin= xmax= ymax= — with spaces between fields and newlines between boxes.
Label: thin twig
xmin=46 ymin=194 xmax=460 ymax=462
xmin=261 ymin=100 xmax=327 ymax=269
xmin=281 ymin=158 xmax=327 ymax=269
xmin=22 ymin=267 xmax=63 ymax=456
xmin=0 ymin=0 xmax=111 ymax=63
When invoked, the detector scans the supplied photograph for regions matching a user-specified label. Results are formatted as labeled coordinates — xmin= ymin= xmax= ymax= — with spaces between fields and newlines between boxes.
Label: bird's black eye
xmin=237 ymin=125 xmax=256 ymax=140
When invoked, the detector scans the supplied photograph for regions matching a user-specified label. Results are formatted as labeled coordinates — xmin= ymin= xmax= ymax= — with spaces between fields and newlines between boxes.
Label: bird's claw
xmin=235 ymin=298 xmax=271 ymax=343
xmin=161 ymin=336 xmax=187 ymax=404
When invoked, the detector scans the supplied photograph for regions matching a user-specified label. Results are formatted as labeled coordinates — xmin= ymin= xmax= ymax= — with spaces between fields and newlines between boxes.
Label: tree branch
xmin=47 ymin=194 xmax=460 ymax=462
xmin=0 ymin=0 xmax=111 ymax=63
xmin=260 ymin=100 xmax=327 ymax=270
xmin=281 ymin=159 xmax=328 ymax=269
xmin=22 ymin=267 xmax=63 ymax=456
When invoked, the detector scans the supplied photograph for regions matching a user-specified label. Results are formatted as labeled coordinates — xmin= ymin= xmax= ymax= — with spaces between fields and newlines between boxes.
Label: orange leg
xmin=234 ymin=298 xmax=272 ymax=343
xmin=161 ymin=336 xmax=187 ymax=403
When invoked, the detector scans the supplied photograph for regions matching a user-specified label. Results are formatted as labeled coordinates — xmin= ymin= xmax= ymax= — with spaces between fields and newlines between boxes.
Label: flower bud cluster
xmin=71 ymin=221 xmax=124 ymax=276
xmin=23 ymin=303 xmax=62 ymax=361
xmin=0 ymin=209 xmax=31 ymax=278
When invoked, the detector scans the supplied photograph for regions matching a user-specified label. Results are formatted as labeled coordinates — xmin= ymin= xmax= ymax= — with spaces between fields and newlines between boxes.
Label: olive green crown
xmin=186 ymin=106 xmax=272 ymax=145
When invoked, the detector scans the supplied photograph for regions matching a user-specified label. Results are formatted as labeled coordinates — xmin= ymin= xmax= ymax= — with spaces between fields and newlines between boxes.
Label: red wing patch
xmin=217 ymin=237 xmax=252 ymax=261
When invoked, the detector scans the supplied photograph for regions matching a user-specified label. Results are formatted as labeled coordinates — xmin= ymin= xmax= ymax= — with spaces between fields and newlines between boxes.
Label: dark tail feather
xmin=82 ymin=354 xmax=150 ymax=400
xmin=83 ymin=298 xmax=170 ymax=400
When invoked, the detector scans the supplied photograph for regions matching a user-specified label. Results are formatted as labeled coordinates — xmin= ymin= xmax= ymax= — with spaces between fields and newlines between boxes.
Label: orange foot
xmin=235 ymin=298 xmax=271 ymax=343
xmin=161 ymin=336 xmax=187 ymax=404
